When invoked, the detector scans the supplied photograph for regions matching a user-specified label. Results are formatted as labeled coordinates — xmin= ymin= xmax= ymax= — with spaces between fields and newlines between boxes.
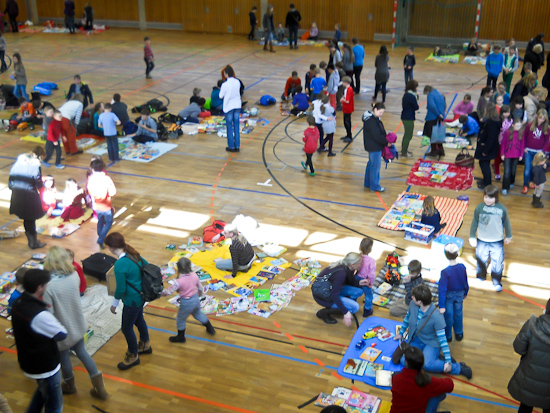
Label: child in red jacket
xmin=301 ymin=115 xmax=319 ymax=176
xmin=282 ymin=71 xmax=302 ymax=101
xmin=340 ymin=76 xmax=355 ymax=142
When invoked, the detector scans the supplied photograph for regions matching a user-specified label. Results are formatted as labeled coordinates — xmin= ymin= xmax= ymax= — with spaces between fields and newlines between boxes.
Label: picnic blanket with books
xmin=425 ymin=53 xmax=460 ymax=63
xmin=406 ymin=159 xmax=474 ymax=191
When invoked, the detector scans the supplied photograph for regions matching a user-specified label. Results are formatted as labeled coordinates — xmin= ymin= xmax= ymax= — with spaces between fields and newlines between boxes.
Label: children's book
xmin=261 ymin=265 xmax=284 ymax=275
xmin=361 ymin=395 xmax=382 ymax=412
xmin=201 ymin=299 xmax=218 ymax=314
xmin=188 ymin=236 xmax=203 ymax=247
xmin=168 ymin=296 xmax=180 ymax=307
xmin=197 ymin=271 xmax=212 ymax=282
xmin=371 ymin=325 xmax=394 ymax=342
xmin=314 ymin=393 xmax=341 ymax=407
xmin=346 ymin=390 xmax=370 ymax=408
xmin=253 ymin=289 xmax=270 ymax=302
xmin=31 ymin=253 xmax=47 ymax=260
xmin=260 ymin=243 xmax=287 ymax=257
xmin=360 ymin=347 xmax=381 ymax=362
xmin=343 ymin=358 xmax=368 ymax=376
xmin=216 ymin=299 xmax=233 ymax=316
xmin=222 ymin=283 xmax=237 ymax=291
xmin=0 ymin=272 xmax=15 ymax=282
xmin=364 ymin=362 xmax=383 ymax=377
xmin=227 ymin=286 xmax=253 ymax=297
xmin=375 ymin=370 xmax=393 ymax=387
xmin=256 ymin=252 xmax=267 ymax=258
xmin=256 ymin=270 xmax=277 ymax=280
xmin=231 ymin=296 xmax=253 ymax=312
xmin=331 ymin=387 xmax=352 ymax=400
xmin=248 ymin=276 xmax=267 ymax=286
xmin=270 ymin=258 xmax=288 ymax=267
xmin=208 ymin=279 xmax=226 ymax=291
xmin=374 ymin=282 xmax=392 ymax=295
xmin=372 ymin=294 xmax=389 ymax=307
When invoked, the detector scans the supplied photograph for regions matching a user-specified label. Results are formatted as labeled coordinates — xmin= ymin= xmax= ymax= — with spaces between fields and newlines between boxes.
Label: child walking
xmin=319 ymin=94 xmax=336 ymax=156
xmin=327 ymin=63 xmax=339 ymax=110
xmin=312 ymin=92 xmax=325 ymax=151
xmin=356 ymin=237 xmax=376 ymax=317
xmin=439 ymin=243 xmax=469 ymax=342
xmin=532 ymin=151 xmax=547 ymax=208
xmin=340 ymin=76 xmax=354 ymax=143
xmin=485 ymin=45 xmax=504 ymax=89
xmin=494 ymin=105 xmax=512 ymax=180
xmin=98 ymin=103 xmax=121 ymax=163
xmin=144 ymin=37 xmax=154 ymax=79
xmin=161 ymin=258 xmax=216 ymax=343
xmin=301 ymin=115 xmax=319 ymax=176
xmin=500 ymin=118 xmax=524 ymax=195
xmin=403 ymin=46 xmax=416 ymax=85
xmin=42 ymin=110 xmax=66 ymax=169
xmin=12 ymin=53 xmax=29 ymax=101
xmin=420 ymin=195 xmax=446 ymax=234
xmin=469 ymin=185 xmax=512 ymax=292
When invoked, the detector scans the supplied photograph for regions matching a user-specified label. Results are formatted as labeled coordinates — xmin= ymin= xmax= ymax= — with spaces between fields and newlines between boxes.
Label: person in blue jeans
xmin=219 ymin=65 xmax=242 ymax=152
xmin=439 ymin=243 xmax=469 ymax=342
xmin=98 ymin=103 xmax=121 ymax=162
xmin=12 ymin=53 xmax=30 ymax=102
xmin=362 ymin=102 xmax=388 ymax=192
xmin=394 ymin=285 xmax=473 ymax=379
xmin=312 ymin=252 xmax=369 ymax=327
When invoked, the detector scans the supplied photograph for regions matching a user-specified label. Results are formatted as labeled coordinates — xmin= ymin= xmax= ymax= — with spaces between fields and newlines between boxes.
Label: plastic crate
xmin=404 ymin=222 xmax=435 ymax=245
xmin=432 ymin=234 xmax=464 ymax=256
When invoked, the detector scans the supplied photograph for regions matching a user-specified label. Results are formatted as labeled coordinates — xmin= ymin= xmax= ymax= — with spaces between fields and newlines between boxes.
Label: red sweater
xmin=342 ymin=86 xmax=354 ymax=114
xmin=390 ymin=368 xmax=454 ymax=413
xmin=73 ymin=261 xmax=87 ymax=294
xmin=47 ymin=118 xmax=63 ymax=143
xmin=284 ymin=77 xmax=302 ymax=97
xmin=303 ymin=127 xmax=319 ymax=154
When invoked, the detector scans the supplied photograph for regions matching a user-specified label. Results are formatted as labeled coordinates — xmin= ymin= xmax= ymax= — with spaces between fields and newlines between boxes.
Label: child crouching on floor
xmin=161 ymin=257 xmax=216 ymax=343
xmin=390 ymin=259 xmax=424 ymax=318
xmin=356 ymin=237 xmax=376 ymax=317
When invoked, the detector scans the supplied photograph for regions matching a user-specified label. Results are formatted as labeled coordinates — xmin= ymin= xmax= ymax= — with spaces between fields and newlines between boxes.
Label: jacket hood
xmin=362 ymin=110 xmax=373 ymax=122
xmin=530 ymin=314 xmax=550 ymax=346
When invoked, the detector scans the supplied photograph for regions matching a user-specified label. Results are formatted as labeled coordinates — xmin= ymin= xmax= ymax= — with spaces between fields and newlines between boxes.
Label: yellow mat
xmin=173 ymin=245 xmax=292 ymax=288
xmin=21 ymin=134 xmax=46 ymax=143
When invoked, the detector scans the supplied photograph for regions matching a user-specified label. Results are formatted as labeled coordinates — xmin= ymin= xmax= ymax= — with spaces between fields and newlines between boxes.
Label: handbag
xmin=311 ymin=270 xmax=335 ymax=301
xmin=430 ymin=120 xmax=446 ymax=144
xmin=392 ymin=307 xmax=437 ymax=364
xmin=455 ymin=148 xmax=475 ymax=168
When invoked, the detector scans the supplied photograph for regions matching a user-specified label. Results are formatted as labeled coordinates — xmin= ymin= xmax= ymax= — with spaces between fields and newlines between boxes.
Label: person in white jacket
xmin=219 ymin=65 xmax=242 ymax=152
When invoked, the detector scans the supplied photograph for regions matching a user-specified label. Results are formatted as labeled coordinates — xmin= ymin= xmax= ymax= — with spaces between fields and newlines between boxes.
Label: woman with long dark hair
xmin=401 ymin=79 xmax=419 ymax=157
xmin=373 ymin=45 xmax=390 ymax=103
xmin=105 ymin=232 xmax=152 ymax=371
xmin=11 ymin=52 xmax=29 ymax=101
xmin=219 ymin=65 xmax=243 ymax=153
xmin=363 ymin=102 xmax=389 ymax=192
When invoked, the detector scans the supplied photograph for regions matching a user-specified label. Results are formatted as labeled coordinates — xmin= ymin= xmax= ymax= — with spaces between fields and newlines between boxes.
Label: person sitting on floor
xmin=92 ymin=102 xmax=104 ymax=137
xmin=190 ymin=87 xmax=202 ymax=104
xmin=282 ymin=71 xmax=301 ymax=101
xmin=458 ymin=114 xmax=479 ymax=141
xmin=290 ymin=85 xmax=310 ymax=116
xmin=214 ymin=224 xmax=255 ymax=278
xmin=312 ymin=252 xmax=369 ymax=326
xmin=127 ymin=107 xmax=157 ymax=143
xmin=16 ymin=97 xmax=36 ymax=129
xmin=178 ymin=98 xmax=205 ymax=124
xmin=67 ymin=74 xmax=94 ymax=109
xmin=210 ymin=80 xmax=224 ymax=114
xmin=111 ymin=93 xmax=129 ymax=125
xmin=60 ymin=178 xmax=86 ymax=221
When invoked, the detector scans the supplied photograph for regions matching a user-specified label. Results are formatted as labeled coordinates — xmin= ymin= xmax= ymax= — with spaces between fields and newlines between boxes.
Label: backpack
xmin=122 ymin=121 xmax=138 ymax=135
xmin=259 ymin=95 xmax=276 ymax=106
xmin=125 ymin=255 xmax=164 ymax=302
xmin=311 ymin=270 xmax=335 ymax=301
xmin=158 ymin=112 xmax=183 ymax=124
xmin=203 ymin=220 xmax=226 ymax=243
xmin=146 ymin=98 xmax=168 ymax=112
xmin=156 ymin=121 xmax=169 ymax=141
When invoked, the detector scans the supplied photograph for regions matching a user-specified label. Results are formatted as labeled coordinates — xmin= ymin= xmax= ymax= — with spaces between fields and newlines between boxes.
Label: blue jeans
xmin=475 ymin=239 xmax=504 ymax=285
xmin=59 ymin=338 xmax=99 ymax=380
xmin=404 ymin=69 xmax=413 ymax=84
xmin=225 ymin=108 xmax=241 ymax=149
xmin=13 ymin=84 xmax=29 ymax=101
xmin=364 ymin=150 xmax=383 ymax=190
xmin=176 ymin=294 xmax=208 ymax=330
xmin=331 ymin=285 xmax=363 ymax=314
xmin=523 ymin=150 xmax=536 ymax=187
xmin=355 ymin=275 xmax=373 ymax=310
xmin=96 ymin=209 xmax=113 ymax=246
xmin=400 ymin=337 xmax=461 ymax=375
xmin=121 ymin=303 xmax=149 ymax=354
xmin=426 ymin=393 xmax=446 ymax=413
xmin=215 ymin=257 xmax=253 ymax=273
xmin=105 ymin=135 xmax=119 ymax=161
xmin=444 ymin=290 xmax=465 ymax=339
xmin=27 ymin=370 xmax=63 ymax=413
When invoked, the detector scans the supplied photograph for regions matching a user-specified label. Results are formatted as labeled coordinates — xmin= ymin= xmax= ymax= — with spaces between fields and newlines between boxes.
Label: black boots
xmin=169 ymin=330 xmax=186 ymax=343
xmin=204 ymin=321 xmax=216 ymax=335
xmin=426 ymin=144 xmax=445 ymax=158
xmin=533 ymin=195 xmax=544 ymax=208
xmin=25 ymin=231 xmax=46 ymax=249
xmin=316 ymin=308 xmax=337 ymax=324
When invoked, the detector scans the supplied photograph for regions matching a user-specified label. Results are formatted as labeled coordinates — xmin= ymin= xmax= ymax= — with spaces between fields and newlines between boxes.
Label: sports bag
xmin=311 ymin=270 xmax=335 ymax=301
xmin=259 ymin=95 xmax=276 ymax=106
xmin=203 ymin=220 xmax=226 ymax=243
xmin=455 ymin=148 xmax=475 ymax=168
xmin=33 ymin=86 xmax=52 ymax=96
xmin=82 ymin=253 xmax=117 ymax=281
xmin=35 ymin=82 xmax=58 ymax=90
xmin=125 ymin=255 xmax=164 ymax=302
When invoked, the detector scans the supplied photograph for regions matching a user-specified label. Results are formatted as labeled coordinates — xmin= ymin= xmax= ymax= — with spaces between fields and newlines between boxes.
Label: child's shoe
xmin=362 ymin=308 xmax=373 ymax=317
xmin=495 ymin=174 xmax=501 ymax=180
xmin=328 ymin=152 xmax=336 ymax=157
xmin=317 ymin=147 xmax=328 ymax=153
xmin=501 ymin=189 xmax=508 ymax=195
xmin=308 ymin=171 xmax=315 ymax=176
xmin=494 ymin=284 xmax=503 ymax=292
xmin=459 ymin=362 xmax=473 ymax=379
xmin=521 ymin=186 xmax=529 ymax=194
xmin=42 ymin=161 xmax=51 ymax=168
xmin=301 ymin=161 xmax=307 ymax=170
xmin=455 ymin=333 xmax=464 ymax=341
xmin=529 ymin=182 xmax=536 ymax=189
xmin=55 ymin=164 xmax=65 ymax=169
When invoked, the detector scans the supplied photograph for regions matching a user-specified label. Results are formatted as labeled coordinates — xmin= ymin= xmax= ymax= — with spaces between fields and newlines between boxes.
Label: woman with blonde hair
xmin=524 ymin=87 xmax=547 ymax=123
xmin=42 ymin=246 xmax=108 ymax=399
xmin=312 ymin=252 xmax=369 ymax=326
xmin=215 ymin=224 xmax=255 ymax=277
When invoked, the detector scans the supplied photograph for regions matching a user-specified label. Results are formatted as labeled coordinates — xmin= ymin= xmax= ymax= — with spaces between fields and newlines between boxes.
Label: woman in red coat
xmin=390 ymin=346 xmax=454 ymax=413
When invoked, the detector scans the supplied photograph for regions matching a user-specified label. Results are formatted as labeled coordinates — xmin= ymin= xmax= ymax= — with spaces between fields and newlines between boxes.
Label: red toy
xmin=371 ymin=343 xmax=376 ymax=347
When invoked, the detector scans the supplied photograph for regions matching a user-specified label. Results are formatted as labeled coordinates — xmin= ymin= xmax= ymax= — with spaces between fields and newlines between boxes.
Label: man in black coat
xmin=285 ymin=4 xmax=301 ymax=50
xmin=363 ymin=103 xmax=389 ymax=192
xmin=247 ymin=6 xmax=257 ymax=40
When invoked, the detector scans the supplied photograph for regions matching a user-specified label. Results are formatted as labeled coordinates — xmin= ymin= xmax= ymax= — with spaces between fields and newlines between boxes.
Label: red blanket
xmin=406 ymin=159 xmax=474 ymax=191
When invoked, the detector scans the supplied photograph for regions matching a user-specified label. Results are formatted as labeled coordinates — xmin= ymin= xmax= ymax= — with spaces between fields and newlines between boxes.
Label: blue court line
xmin=147 ymin=325 xmax=518 ymax=410
xmin=0 ymin=218 xmax=17 ymax=230
xmin=244 ymin=53 xmax=311 ymax=91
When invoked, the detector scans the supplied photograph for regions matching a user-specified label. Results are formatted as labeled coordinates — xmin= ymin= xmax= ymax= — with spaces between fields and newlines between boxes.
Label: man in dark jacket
xmin=111 ymin=93 xmax=130 ymax=124
xmin=247 ymin=6 xmax=257 ymax=40
xmin=64 ymin=0 xmax=76 ymax=34
xmin=363 ymin=103 xmax=388 ymax=192
xmin=4 ymin=0 xmax=18 ymax=33
xmin=11 ymin=269 xmax=67 ymax=412
xmin=285 ymin=4 xmax=301 ymax=50
xmin=67 ymin=74 xmax=94 ymax=109
xmin=262 ymin=5 xmax=275 ymax=53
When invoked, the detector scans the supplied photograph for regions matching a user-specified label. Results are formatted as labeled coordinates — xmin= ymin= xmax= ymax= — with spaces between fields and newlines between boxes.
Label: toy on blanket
xmin=384 ymin=253 xmax=401 ymax=285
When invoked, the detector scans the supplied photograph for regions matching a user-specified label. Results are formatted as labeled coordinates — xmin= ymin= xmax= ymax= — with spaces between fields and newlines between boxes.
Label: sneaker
xmin=55 ymin=164 xmax=65 ymax=169
xmin=328 ymin=152 xmax=336 ymax=157
xmin=494 ymin=284 xmax=503 ymax=292
xmin=317 ymin=147 xmax=328 ymax=153
xmin=363 ymin=308 xmax=373 ymax=317
xmin=342 ymin=138 xmax=352 ymax=143
xmin=447 ymin=336 xmax=452 ymax=343
xmin=309 ymin=172 xmax=315 ymax=176
xmin=459 ymin=362 xmax=473 ymax=379
xmin=502 ymin=189 xmax=508 ymax=195
xmin=474 ymin=277 xmax=485 ymax=283
xmin=301 ymin=161 xmax=307 ymax=170
xmin=455 ymin=333 xmax=464 ymax=341
xmin=495 ymin=174 xmax=501 ymax=180
xmin=370 ymin=187 xmax=385 ymax=192
xmin=42 ymin=161 xmax=51 ymax=168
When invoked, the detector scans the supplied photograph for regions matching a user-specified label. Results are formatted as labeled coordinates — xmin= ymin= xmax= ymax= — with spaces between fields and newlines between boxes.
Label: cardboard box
xmin=106 ymin=265 xmax=116 ymax=296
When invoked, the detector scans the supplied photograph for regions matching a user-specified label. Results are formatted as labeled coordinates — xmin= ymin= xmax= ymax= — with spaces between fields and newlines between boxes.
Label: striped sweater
xmin=229 ymin=239 xmax=255 ymax=276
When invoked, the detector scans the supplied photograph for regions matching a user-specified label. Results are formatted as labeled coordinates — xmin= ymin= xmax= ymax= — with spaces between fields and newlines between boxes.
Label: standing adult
xmin=393 ymin=285 xmax=473 ymax=379
xmin=285 ymin=4 xmax=301 ymax=50
xmin=4 ymin=0 xmax=18 ymax=33
xmin=390 ymin=346 xmax=454 ymax=413
xmin=373 ymin=45 xmax=390 ymax=103
xmin=262 ymin=5 xmax=276 ymax=53
xmin=363 ymin=102 xmax=389 ymax=192
xmin=312 ymin=252 xmax=367 ymax=326
xmin=219 ymin=65 xmax=242 ymax=153
xmin=475 ymin=103 xmax=501 ymax=188
xmin=508 ymin=298 xmax=550 ymax=413
xmin=524 ymin=87 xmax=547 ymax=123
xmin=247 ymin=6 xmax=257 ymax=40
xmin=84 ymin=3 xmax=94 ymax=31
xmin=9 ymin=146 xmax=47 ymax=249
xmin=423 ymin=85 xmax=446 ymax=157
xmin=59 ymin=95 xmax=84 ymax=155
xmin=342 ymin=43 xmax=354 ymax=81
xmin=67 ymin=74 xmax=94 ymax=109
xmin=42 ymin=247 xmax=108 ymax=400
xmin=214 ymin=225 xmax=255 ymax=277
xmin=526 ymin=33 xmax=545 ymax=66
xmin=64 ymin=0 xmax=76 ymax=34
xmin=401 ymin=80 xmax=419 ymax=157
xmin=86 ymin=158 xmax=116 ymax=249
xmin=11 ymin=53 xmax=29 ymax=101
xmin=11 ymin=269 xmax=67 ymax=413
xmin=522 ymin=45 xmax=544 ymax=76
xmin=352 ymin=37 xmax=365 ymax=94
xmin=105 ymin=232 xmax=152 ymax=371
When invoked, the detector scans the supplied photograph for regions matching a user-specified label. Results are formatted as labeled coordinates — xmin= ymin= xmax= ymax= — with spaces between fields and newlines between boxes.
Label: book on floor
xmin=360 ymin=347 xmax=381 ymax=362
xmin=343 ymin=358 xmax=369 ymax=376
xmin=372 ymin=294 xmax=389 ymax=307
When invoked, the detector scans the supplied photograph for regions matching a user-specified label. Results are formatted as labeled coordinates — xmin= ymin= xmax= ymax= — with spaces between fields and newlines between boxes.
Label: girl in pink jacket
xmin=500 ymin=119 xmax=525 ymax=195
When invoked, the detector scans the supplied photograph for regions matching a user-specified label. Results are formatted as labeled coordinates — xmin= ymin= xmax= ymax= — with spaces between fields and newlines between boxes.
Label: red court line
xmin=314 ymin=358 xmax=325 ymax=367
xmin=444 ymin=374 xmax=522 ymax=407
xmin=376 ymin=191 xmax=389 ymax=211
xmin=0 ymin=138 xmax=21 ymax=150
xmin=298 ymin=345 xmax=308 ymax=353
xmin=331 ymin=371 xmax=343 ymax=380
xmin=503 ymin=288 xmax=546 ymax=309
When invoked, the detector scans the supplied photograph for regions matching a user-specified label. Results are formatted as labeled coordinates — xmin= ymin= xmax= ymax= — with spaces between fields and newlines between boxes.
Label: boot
xmin=90 ymin=372 xmax=109 ymax=400
xmin=25 ymin=231 xmax=33 ymax=248
xmin=138 ymin=340 xmax=153 ymax=354
xmin=169 ymin=330 xmax=186 ymax=343
xmin=426 ymin=144 xmax=439 ymax=157
xmin=316 ymin=308 xmax=337 ymax=324
xmin=31 ymin=233 xmax=46 ymax=249
xmin=533 ymin=196 xmax=544 ymax=208
xmin=438 ymin=144 xmax=445 ymax=157
xmin=117 ymin=352 xmax=140 ymax=370
xmin=263 ymin=40 xmax=268 ymax=51
xmin=269 ymin=41 xmax=276 ymax=53
xmin=204 ymin=321 xmax=216 ymax=335
xmin=532 ymin=194 xmax=536 ymax=205
xmin=61 ymin=376 xmax=77 ymax=394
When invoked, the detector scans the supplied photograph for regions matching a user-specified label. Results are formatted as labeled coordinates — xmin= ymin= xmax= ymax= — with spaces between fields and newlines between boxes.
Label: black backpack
xmin=125 ymin=255 xmax=164 ymax=302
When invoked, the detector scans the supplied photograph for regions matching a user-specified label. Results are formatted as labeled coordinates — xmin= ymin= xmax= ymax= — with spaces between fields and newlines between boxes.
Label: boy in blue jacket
xmin=485 ymin=45 xmax=504 ymax=89
xmin=458 ymin=115 xmax=479 ymax=143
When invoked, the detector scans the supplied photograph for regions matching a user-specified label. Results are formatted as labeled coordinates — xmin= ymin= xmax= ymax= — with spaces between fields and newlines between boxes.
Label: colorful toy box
xmin=404 ymin=222 xmax=435 ymax=245
xmin=431 ymin=234 xmax=464 ymax=257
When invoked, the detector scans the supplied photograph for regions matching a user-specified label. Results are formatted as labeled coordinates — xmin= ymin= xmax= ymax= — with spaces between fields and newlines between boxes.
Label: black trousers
xmin=289 ymin=26 xmax=299 ymax=47
xmin=479 ymin=159 xmax=492 ymax=186
xmin=353 ymin=65 xmax=363 ymax=92
xmin=24 ymin=219 xmax=36 ymax=236
xmin=9 ymin=15 xmax=17 ymax=33
xmin=44 ymin=140 xmax=62 ymax=165
xmin=316 ymin=123 xmax=324 ymax=149
xmin=144 ymin=58 xmax=154 ymax=76
xmin=248 ymin=24 xmax=256 ymax=39
xmin=502 ymin=158 xmax=518 ymax=190
xmin=305 ymin=153 xmax=314 ymax=173
xmin=518 ymin=403 xmax=550 ymax=413
xmin=343 ymin=113 xmax=352 ymax=138
xmin=322 ymin=133 xmax=334 ymax=153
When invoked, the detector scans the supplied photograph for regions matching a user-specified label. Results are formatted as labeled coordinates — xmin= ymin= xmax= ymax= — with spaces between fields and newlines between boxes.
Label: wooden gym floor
xmin=0 ymin=29 xmax=548 ymax=413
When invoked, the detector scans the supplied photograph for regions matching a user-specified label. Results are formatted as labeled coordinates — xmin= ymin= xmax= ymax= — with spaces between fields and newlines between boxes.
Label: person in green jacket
xmin=106 ymin=232 xmax=152 ymax=371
